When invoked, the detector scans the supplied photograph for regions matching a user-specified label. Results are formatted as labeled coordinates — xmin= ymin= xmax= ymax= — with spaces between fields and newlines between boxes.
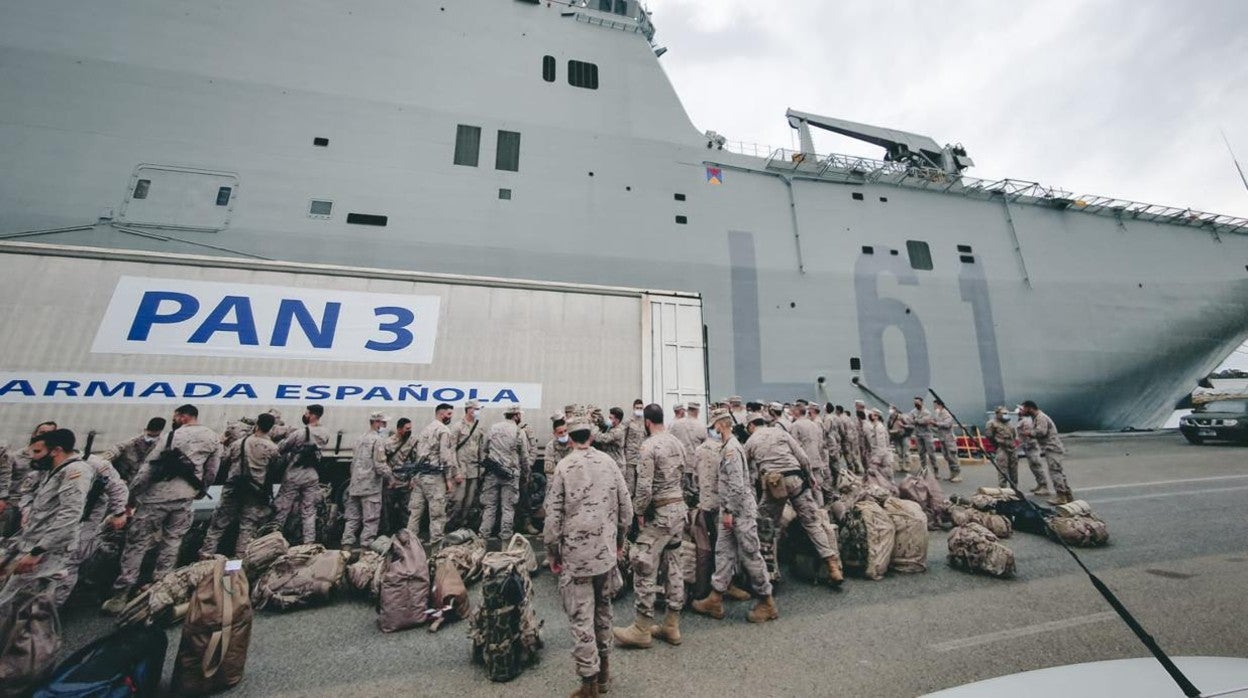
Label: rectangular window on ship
xmin=453 ymin=125 xmax=482 ymax=167
xmin=496 ymin=131 xmax=521 ymax=172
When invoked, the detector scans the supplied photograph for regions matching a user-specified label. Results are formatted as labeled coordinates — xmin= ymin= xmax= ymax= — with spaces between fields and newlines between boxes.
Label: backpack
xmin=377 ymin=529 xmax=430 ymax=633
xmin=1046 ymin=513 xmax=1110 ymax=547
xmin=990 ymin=497 xmax=1053 ymax=536
xmin=33 ymin=626 xmax=166 ymax=698
xmin=171 ymin=559 xmax=253 ymax=696
xmin=253 ymin=544 xmax=347 ymax=612
xmin=897 ymin=469 xmax=950 ymax=530
xmin=947 ymin=523 xmax=1016 ymax=578
xmin=242 ymin=532 xmax=289 ymax=579
xmin=840 ymin=499 xmax=895 ymax=581
xmin=0 ymin=579 xmax=62 ymax=698
xmin=469 ymin=556 xmax=543 ymax=682
xmin=884 ymin=497 xmax=929 ymax=574
xmin=948 ymin=502 xmax=1014 ymax=540
xmin=117 ymin=558 xmax=220 ymax=629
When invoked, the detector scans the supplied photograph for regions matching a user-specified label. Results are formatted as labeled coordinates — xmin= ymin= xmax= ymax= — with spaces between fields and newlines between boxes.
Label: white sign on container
xmin=91 ymin=276 xmax=441 ymax=363
xmin=0 ymin=373 xmax=541 ymax=408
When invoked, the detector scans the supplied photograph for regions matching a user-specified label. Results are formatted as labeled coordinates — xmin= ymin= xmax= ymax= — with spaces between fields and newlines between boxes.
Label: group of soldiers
xmin=0 ymin=392 xmax=1074 ymax=697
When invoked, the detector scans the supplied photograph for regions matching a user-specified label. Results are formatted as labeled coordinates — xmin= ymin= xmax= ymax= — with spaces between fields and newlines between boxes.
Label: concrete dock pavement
xmin=52 ymin=431 xmax=1248 ymax=697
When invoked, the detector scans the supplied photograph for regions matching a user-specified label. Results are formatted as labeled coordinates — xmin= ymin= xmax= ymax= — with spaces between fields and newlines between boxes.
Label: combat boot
xmin=690 ymin=590 xmax=725 ymax=620
xmin=725 ymin=584 xmax=752 ymax=601
xmin=825 ymin=556 xmax=844 ymax=586
xmin=1031 ymin=485 xmax=1050 ymax=496
xmin=597 ymin=655 xmax=610 ymax=694
xmin=948 ymin=474 xmax=963 ymax=483
xmin=571 ymin=676 xmax=600 ymax=697
xmin=650 ymin=610 xmax=682 ymax=645
xmin=1048 ymin=492 xmax=1074 ymax=506
xmin=612 ymin=615 xmax=654 ymax=649
xmin=101 ymin=590 xmax=129 ymax=616
xmin=747 ymin=595 xmax=779 ymax=623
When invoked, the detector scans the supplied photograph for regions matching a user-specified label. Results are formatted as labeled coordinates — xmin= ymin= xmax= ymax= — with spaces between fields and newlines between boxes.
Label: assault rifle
xmin=480 ymin=457 xmax=515 ymax=481
xmin=149 ymin=432 xmax=206 ymax=496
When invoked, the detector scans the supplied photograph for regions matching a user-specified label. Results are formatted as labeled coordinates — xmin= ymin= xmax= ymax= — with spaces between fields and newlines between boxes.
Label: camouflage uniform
xmin=864 ymin=418 xmax=895 ymax=478
xmin=629 ymin=431 xmax=688 ymax=617
xmin=745 ymin=426 xmax=838 ymax=560
xmin=933 ymin=406 xmax=962 ymax=478
xmin=621 ymin=416 xmax=646 ymax=496
xmin=545 ymin=446 xmax=633 ymax=680
xmin=408 ymin=419 xmax=457 ymax=545
xmin=822 ymin=415 xmax=842 ymax=470
xmin=984 ymin=415 xmax=1019 ymax=487
xmin=272 ymin=424 xmax=331 ymax=544
xmin=114 ymin=424 xmax=221 ymax=594
xmin=544 ymin=437 xmax=573 ymax=479
xmin=593 ymin=420 xmax=627 ymax=469
xmin=693 ymin=438 xmax=721 ymax=514
xmin=448 ymin=416 xmax=486 ymax=530
xmin=713 ymin=438 xmax=771 ymax=596
xmin=479 ymin=419 xmax=532 ymax=538
xmin=909 ymin=406 xmax=938 ymax=472
xmin=887 ymin=411 xmax=912 ymax=472
xmin=1031 ymin=410 xmax=1072 ymax=500
xmin=62 ymin=454 xmax=128 ymax=599
xmin=200 ymin=434 xmax=278 ymax=556
xmin=791 ymin=416 xmax=828 ymax=504
xmin=1016 ymin=415 xmax=1050 ymax=490
xmin=838 ymin=413 xmax=863 ymax=473
xmin=4 ymin=456 xmax=93 ymax=606
xmin=102 ymin=433 xmax=159 ymax=483
xmin=342 ymin=430 xmax=391 ymax=547
xmin=670 ymin=415 xmax=706 ymax=457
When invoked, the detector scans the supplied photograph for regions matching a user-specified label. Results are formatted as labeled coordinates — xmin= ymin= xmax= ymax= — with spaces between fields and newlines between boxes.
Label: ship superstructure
xmin=1 ymin=0 xmax=1246 ymax=429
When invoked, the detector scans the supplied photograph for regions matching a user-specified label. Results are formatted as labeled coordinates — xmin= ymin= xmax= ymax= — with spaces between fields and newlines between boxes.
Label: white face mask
xmin=708 ymin=429 xmax=722 ymax=441
xmin=142 ymin=436 xmax=156 ymax=444
xmin=557 ymin=435 xmax=569 ymax=444
xmin=633 ymin=409 xmax=643 ymax=418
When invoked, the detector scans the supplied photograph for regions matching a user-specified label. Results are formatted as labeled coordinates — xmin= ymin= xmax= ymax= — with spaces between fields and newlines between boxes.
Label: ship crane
xmin=786 ymin=108 xmax=974 ymax=176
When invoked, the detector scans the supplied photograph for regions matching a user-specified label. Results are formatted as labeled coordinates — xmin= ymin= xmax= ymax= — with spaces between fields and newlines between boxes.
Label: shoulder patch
xmin=67 ymin=469 xmax=82 ymax=479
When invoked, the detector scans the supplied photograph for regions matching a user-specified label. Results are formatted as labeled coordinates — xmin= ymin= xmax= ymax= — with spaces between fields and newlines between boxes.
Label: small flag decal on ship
xmin=706 ymin=167 xmax=723 ymax=185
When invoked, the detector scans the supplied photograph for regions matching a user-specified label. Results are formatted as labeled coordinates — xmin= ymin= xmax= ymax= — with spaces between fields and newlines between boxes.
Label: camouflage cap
xmin=464 ymin=399 xmax=481 ymax=409
xmin=768 ymin=401 xmax=784 ymax=412
xmin=551 ymin=411 xmax=566 ymax=423
xmin=503 ymin=406 xmax=521 ymax=416
xmin=566 ymin=414 xmax=593 ymax=433
xmin=368 ymin=411 xmax=389 ymax=422
xmin=728 ymin=395 xmax=744 ymax=404
xmin=672 ymin=403 xmax=686 ymax=411
xmin=708 ymin=408 xmax=732 ymax=425
xmin=687 ymin=401 xmax=701 ymax=410
xmin=807 ymin=403 xmax=822 ymax=413
xmin=746 ymin=411 xmax=766 ymax=424
xmin=267 ymin=408 xmax=282 ymax=418
xmin=563 ymin=404 xmax=577 ymax=412
xmin=994 ymin=405 xmax=1008 ymax=414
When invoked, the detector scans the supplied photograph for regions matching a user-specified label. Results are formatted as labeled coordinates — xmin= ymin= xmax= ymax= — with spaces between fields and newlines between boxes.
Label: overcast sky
xmin=644 ymin=0 xmax=1248 ymax=371
xmin=645 ymin=0 xmax=1248 ymax=220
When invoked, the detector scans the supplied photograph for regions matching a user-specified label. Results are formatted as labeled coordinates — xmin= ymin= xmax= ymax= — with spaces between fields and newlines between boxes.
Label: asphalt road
xmin=55 ymin=431 xmax=1248 ymax=697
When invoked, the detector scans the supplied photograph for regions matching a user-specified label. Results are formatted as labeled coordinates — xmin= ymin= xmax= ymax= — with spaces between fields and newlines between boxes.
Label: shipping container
xmin=0 ymin=242 xmax=707 ymax=454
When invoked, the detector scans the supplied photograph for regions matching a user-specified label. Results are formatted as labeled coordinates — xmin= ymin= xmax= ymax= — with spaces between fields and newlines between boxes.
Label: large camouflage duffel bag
xmin=469 ymin=552 xmax=543 ymax=682
xmin=346 ymin=551 xmax=384 ymax=598
xmin=242 ymin=532 xmax=289 ymax=579
xmin=1046 ymin=501 xmax=1109 ymax=547
xmin=0 ymin=578 xmax=61 ymax=698
xmin=947 ymin=523 xmax=1015 ymax=578
xmin=434 ymin=531 xmax=487 ymax=587
xmin=897 ymin=469 xmax=949 ymax=530
xmin=118 ymin=558 xmax=221 ymax=628
xmin=884 ymin=497 xmax=928 ymax=574
xmin=786 ymin=508 xmax=841 ymax=585
xmin=840 ymin=498 xmax=895 ymax=581
xmin=948 ymin=502 xmax=1013 ymax=539
xmin=377 ymin=530 xmax=430 ymax=633
xmin=253 ymin=544 xmax=347 ymax=612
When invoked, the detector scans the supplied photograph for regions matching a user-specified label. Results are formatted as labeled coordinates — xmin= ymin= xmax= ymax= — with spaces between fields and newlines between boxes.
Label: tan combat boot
xmin=1031 ymin=485 xmax=1050 ymax=496
xmin=690 ymin=590 xmax=725 ymax=619
xmin=825 ymin=556 xmax=844 ymax=586
xmin=650 ymin=611 xmax=682 ymax=645
xmin=597 ymin=654 xmax=611 ymax=694
xmin=725 ymin=584 xmax=752 ymax=601
xmin=1048 ymin=492 xmax=1074 ymax=506
xmin=101 ymin=590 xmax=129 ymax=616
xmin=746 ymin=595 xmax=779 ymax=623
xmin=571 ymin=676 xmax=600 ymax=698
xmin=612 ymin=615 xmax=654 ymax=649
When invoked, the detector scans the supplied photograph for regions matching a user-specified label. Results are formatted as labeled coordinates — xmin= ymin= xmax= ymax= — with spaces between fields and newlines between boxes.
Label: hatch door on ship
xmin=119 ymin=164 xmax=239 ymax=232
xmin=645 ymin=294 xmax=709 ymax=411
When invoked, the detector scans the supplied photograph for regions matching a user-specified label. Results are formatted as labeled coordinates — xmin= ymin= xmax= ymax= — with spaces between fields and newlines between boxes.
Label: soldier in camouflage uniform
xmin=1016 ymin=408 xmax=1051 ymax=496
xmin=199 ymin=413 xmax=279 ymax=557
xmin=670 ymin=401 xmax=707 ymax=457
xmin=342 ymin=412 xmax=393 ymax=550
xmin=791 ymin=405 xmax=827 ymax=504
xmin=447 ymin=400 xmax=486 ymax=531
xmin=105 ymin=405 xmax=220 ymax=613
xmin=887 ymin=406 xmax=912 ymax=474
xmin=1022 ymin=401 xmax=1074 ymax=505
xmin=265 ymin=408 xmax=294 ymax=444
xmin=479 ymin=406 xmax=531 ymax=539
xmin=864 ymin=409 xmax=896 ymax=478
xmin=744 ymin=412 xmax=844 ymax=586
xmin=838 ymin=405 xmax=863 ymax=474
xmin=408 ymin=403 xmax=460 ymax=546
xmin=613 ymin=404 xmax=688 ymax=649
xmin=984 ymin=406 xmax=1019 ymax=488
xmin=909 ymin=397 xmax=938 ymax=473
xmin=621 ymin=399 xmax=646 ymax=495
xmin=273 ymin=405 xmax=331 ymax=544
xmin=592 ymin=407 xmax=627 ymax=470
xmin=61 ymin=451 xmax=129 ymax=600
xmin=544 ymin=416 xmax=573 ymax=488
xmin=101 ymin=417 xmax=165 ymax=483
xmin=692 ymin=409 xmax=777 ymax=622
xmin=0 ymin=421 xmax=58 ymax=523
xmin=932 ymin=399 xmax=963 ymax=482
xmin=2 ymin=429 xmax=92 ymax=607
xmin=545 ymin=413 xmax=633 ymax=697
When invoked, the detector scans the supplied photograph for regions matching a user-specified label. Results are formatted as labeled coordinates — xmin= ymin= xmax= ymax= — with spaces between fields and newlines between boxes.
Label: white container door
xmin=644 ymin=294 xmax=707 ymax=414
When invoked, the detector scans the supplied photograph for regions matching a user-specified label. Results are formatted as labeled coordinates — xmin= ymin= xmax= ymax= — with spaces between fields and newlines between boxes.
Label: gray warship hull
xmin=1 ymin=0 xmax=1246 ymax=429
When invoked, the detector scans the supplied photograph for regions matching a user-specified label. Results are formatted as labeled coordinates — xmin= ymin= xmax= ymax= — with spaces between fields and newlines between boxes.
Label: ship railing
xmin=734 ymin=147 xmax=1248 ymax=234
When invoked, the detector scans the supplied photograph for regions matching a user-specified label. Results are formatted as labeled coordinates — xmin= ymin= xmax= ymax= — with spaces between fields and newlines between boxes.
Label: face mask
xmin=142 ymin=436 xmax=156 ymax=444
xmin=708 ymin=429 xmax=722 ymax=441
xmin=302 ymin=415 xmax=310 ymax=425
xmin=557 ymin=435 xmax=569 ymax=444
xmin=440 ymin=416 xmax=452 ymax=425
xmin=32 ymin=455 xmax=54 ymax=471
xmin=633 ymin=409 xmax=643 ymax=418
xmin=377 ymin=426 xmax=385 ymax=434
xmin=857 ymin=411 xmax=866 ymax=419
